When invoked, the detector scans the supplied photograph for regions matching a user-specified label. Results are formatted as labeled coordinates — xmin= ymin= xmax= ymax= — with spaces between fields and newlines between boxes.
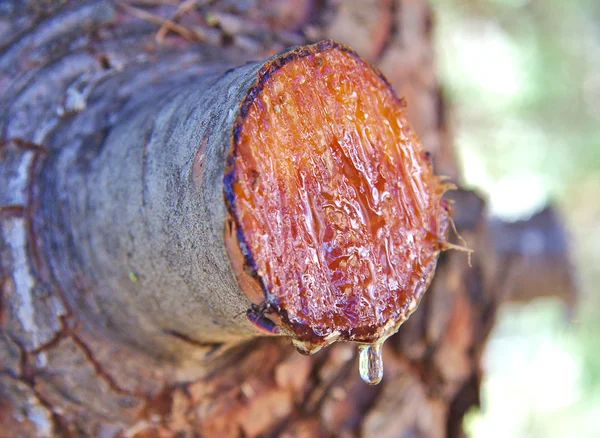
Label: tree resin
xmin=358 ymin=342 xmax=384 ymax=385
xmin=225 ymin=41 xmax=452 ymax=381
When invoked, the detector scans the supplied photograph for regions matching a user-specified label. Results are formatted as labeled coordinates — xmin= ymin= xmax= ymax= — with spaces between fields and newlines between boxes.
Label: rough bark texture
xmin=36 ymin=53 xmax=268 ymax=361
xmin=0 ymin=1 xmax=574 ymax=437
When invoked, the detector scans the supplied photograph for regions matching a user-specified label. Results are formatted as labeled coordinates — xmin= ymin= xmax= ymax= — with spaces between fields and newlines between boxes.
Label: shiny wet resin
xmin=225 ymin=42 xmax=450 ymax=355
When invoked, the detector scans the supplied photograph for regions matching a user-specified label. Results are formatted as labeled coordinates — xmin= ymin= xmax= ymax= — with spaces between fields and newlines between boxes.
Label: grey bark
xmin=36 ymin=62 xmax=267 ymax=361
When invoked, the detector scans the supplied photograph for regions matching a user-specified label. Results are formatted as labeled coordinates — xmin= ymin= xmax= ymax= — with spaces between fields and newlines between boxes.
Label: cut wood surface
xmin=0 ymin=1 xmax=574 ymax=437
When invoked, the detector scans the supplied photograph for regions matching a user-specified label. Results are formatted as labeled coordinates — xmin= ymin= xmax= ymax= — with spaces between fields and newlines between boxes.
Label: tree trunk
xmin=0 ymin=1 xmax=574 ymax=437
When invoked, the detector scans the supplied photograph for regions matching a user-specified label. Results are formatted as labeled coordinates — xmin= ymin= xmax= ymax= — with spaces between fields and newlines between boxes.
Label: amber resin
xmin=225 ymin=41 xmax=450 ymax=352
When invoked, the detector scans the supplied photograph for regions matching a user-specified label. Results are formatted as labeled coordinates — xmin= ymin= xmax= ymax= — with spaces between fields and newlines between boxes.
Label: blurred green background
xmin=430 ymin=0 xmax=600 ymax=436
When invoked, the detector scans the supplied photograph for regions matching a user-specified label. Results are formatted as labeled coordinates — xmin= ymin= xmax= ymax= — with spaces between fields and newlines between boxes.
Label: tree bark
xmin=0 ymin=1 xmax=574 ymax=437
xmin=34 ymin=51 xmax=271 ymax=361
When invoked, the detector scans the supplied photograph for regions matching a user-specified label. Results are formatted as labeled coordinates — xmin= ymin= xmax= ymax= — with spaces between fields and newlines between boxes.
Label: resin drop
xmin=358 ymin=342 xmax=384 ymax=385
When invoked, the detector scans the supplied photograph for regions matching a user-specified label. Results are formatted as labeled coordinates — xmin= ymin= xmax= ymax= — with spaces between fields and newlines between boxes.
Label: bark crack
xmin=4 ymin=333 xmax=67 ymax=437
xmin=0 ymin=205 xmax=26 ymax=218
xmin=68 ymin=327 xmax=143 ymax=397
xmin=8 ymin=138 xmax=49 ymax=154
